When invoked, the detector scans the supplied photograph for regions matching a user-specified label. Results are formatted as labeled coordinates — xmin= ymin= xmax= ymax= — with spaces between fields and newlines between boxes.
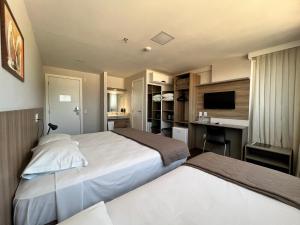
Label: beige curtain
xmin=249 ymin=47 xmax=300 ymax=176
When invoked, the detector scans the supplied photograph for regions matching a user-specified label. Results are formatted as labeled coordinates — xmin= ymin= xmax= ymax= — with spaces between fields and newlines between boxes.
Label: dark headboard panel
xmin=0 ymin=108 xmax=43 ymax=225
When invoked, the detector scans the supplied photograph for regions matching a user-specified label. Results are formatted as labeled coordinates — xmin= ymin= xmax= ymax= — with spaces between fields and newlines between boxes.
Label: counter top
xmin=107 ymin=115 xmax=130 ymax=120
xmin=191 ymin=121 xmax=248 ymax=130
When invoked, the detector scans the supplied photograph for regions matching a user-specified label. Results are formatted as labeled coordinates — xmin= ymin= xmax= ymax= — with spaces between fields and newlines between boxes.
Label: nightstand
xmin=244 ymin=143 xmax=293 ymax=174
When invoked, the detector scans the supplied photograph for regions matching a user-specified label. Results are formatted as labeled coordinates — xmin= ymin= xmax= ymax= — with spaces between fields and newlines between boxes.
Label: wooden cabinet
xmin=108 ymin=118 xmax=130 ymax=128
xmin=174 ymin=73 xmax=200 ymax=128
xmin=148 ymin=70 xmax=173 ymax=85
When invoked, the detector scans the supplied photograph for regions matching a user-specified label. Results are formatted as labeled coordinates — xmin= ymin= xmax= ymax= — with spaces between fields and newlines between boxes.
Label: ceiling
xmin=24 ymin=0 xmax=300 ymax=77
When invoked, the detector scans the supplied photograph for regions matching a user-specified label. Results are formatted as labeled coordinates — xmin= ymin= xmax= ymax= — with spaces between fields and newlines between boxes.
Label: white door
xmin=131 ymin=78 xmax=144 ymax=130
xmin=47 ymin=75 xmax=82 ymax=135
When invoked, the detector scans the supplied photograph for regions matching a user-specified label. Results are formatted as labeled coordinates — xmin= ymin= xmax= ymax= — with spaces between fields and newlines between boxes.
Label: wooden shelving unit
xmin=174 ymin=74 xmax=189 ymax=128
xmin=173 ymin=73 xmax=201 ymax=148
xmin=147 ymin=84 xmax=162 ymax=134
xmin=161 ymin=90 xmax=174 ymax=137
xmin=173 ymin=73 xmax=200 ymax=128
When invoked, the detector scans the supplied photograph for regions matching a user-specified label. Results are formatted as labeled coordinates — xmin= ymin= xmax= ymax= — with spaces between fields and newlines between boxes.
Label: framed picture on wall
xmin=0 ymin=0 xmax=24 ymax=82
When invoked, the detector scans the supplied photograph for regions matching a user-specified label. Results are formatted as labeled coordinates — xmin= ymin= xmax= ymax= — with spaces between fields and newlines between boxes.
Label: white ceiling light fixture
xmin=143 ymin=46 xmax=152 ymax=52
xmin=151 ymin=31 xmax=175 ymax=45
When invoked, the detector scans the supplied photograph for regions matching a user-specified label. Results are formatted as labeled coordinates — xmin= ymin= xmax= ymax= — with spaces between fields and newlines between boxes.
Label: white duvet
xmin=14 ymin=131 xmax=185 ymax=225
xmin=16 ymin=132 xmax=164 ymax=199
xmin=105 ymin=166 xmax=300 ymax=225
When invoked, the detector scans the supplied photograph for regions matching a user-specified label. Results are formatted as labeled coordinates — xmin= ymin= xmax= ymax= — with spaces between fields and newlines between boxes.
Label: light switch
xmin=35 ymin=113 xmax=39 ymax=123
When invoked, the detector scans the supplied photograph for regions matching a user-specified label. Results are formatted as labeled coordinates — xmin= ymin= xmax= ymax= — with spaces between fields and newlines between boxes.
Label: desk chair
xmin=202 ymin=126 xmax=231 ymax=156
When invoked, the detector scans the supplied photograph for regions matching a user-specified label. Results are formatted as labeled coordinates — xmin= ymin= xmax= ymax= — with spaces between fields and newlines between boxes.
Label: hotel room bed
xmin=14 ymin=131 xmax=187 ymax=225
xmin=58 ymin=153 xmax=300 ymax=225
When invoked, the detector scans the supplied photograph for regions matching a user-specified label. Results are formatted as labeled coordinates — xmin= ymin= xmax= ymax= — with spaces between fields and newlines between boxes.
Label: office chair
xmin=202 ymin=126 xmax=231 ymax=156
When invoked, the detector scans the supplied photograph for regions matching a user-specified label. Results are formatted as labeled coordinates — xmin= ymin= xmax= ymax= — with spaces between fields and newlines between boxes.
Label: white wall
xmin=43 ymin=66 xmax=102 ymax=133
xmin=0 ymin=0 xmax=44 ymax=111
xmin=107 ymin=76 xmax=125 ymax=89
xmin=211 ymin=56 xmax=251 ymax=82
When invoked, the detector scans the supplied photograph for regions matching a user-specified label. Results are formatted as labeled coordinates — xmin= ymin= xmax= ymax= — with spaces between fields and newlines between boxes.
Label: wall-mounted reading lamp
xmin=47 ymin=123 xmax=58 ymax=135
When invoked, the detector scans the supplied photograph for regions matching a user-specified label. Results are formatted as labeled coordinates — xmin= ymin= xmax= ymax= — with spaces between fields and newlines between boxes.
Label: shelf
xmin=175 ymin=88 xmax=189 ymax=91
xmin=245 ymin=154 xmax=289 ymax=170
xmin=163 ymin=110 xmax=174 ymax=112
xmin=152 ymin=109 xmax=161 ymax=111
xmin=152 ymin=118 xmax=161 ymax=121
xmin=163 ymin=119 xmax=174 ymax=123
xmin=174 ymin=120 xmax=189 ymax=124
xmin=247 ymin=143 xmax=292 ymax=156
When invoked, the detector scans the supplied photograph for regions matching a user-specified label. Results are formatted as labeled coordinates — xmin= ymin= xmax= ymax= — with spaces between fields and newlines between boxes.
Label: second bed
xmin=14 ymin=130 xmax=188 ymax=225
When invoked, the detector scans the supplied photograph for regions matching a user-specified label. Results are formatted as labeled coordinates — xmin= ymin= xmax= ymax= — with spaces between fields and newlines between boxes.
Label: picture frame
xmin=0 ymin=0 xmax=24 ymax=82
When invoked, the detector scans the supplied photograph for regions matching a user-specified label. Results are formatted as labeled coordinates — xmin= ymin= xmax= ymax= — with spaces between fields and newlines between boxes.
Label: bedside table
xmin=244 ymin=143 xmax=293 ymax=174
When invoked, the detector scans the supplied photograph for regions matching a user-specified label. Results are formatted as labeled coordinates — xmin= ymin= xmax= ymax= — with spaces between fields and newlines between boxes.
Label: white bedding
xmin=14 ymin=131 xmax=185 ymax=225
xmin=58 ymin=202 xmax=113 ymax=225
xmin=105 ymin=166 xmax=300 ymax=225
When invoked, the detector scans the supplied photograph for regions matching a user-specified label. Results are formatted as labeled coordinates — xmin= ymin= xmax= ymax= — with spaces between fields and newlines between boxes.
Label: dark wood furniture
xmin=147 ymin=84 xmax=162 ymax=134
xmin=189 ymin=121 xmax=248 ymax=160
xmin=245 ymin=143 xmax=293 ymax=174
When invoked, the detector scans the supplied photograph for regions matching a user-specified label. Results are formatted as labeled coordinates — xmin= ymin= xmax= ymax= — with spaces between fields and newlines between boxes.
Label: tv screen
xmin=204 ymin=91 xmax=235 ymax=109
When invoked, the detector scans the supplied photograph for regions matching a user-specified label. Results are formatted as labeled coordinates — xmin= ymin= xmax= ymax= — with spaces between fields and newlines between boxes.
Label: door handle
xmin=137 ymin=110 xmax=142 ymax=112
xmin=74 ymin=106 xmax=80 ymax=115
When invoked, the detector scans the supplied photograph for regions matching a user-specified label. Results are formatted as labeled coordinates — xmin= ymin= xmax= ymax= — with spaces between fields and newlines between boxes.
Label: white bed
xmin=13 ymin=131 xmax=185 ymax=225
xmin=59 ymin=165 xmax=300 ymax=225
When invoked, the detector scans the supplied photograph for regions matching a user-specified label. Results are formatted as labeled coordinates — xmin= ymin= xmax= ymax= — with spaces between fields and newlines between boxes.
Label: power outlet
xmin=35 ymin=113 xmax=39 ymax=123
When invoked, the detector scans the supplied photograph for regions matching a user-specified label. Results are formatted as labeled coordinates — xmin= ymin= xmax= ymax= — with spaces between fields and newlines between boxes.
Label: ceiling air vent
xmin=151 ymin=31 xmax=174 ymax=45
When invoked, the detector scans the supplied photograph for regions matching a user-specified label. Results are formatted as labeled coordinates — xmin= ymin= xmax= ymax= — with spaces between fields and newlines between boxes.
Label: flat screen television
xmin=204 ymin=91 xmax=235 ymax=109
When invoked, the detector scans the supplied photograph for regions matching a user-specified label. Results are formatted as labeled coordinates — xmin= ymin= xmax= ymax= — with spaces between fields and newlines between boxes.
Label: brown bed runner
xmin=112 ymin=128 xmax=190 ymax=166
xmin=185 ymin=152 xmax=300 ymax=209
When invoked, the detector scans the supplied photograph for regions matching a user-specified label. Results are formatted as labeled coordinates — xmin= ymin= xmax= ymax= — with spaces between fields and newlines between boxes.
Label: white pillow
xmin=39 ymin=133 xmax=71 ymax=146
xmin=57 ymin=202 xmax=114 ymax=225
xmin=22 ymin=140 xmax=88 ymax=179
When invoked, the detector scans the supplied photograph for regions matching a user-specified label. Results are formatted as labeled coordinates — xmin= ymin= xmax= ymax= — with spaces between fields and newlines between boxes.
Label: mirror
xmin=107 ymin=91 xmax=127 ymax=113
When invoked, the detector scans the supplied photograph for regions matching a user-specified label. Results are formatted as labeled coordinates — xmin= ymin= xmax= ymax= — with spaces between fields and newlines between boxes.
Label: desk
xmin=189 ymin=121 xmax=248 ymax=160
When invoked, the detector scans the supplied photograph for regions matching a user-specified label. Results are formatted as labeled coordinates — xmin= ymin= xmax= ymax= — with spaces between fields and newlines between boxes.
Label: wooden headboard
xmin=195 ymin=78 xmax=250 ymax=120
xmin=0 ymin=108 xmax=43 ymax=225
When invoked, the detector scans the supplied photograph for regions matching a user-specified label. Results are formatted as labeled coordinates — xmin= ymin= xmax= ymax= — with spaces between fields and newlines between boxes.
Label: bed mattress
xmin=106 ymin=166 xmax=300 ymax=225
xmin=14 ymin=131 xmax=185 ymax=225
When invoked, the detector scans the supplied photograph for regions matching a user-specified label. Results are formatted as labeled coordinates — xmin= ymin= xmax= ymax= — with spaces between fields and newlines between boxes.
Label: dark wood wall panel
xmin=0 ymin=108 xmax=43 ymax=225
xmin=195 ymin=78 xmax=250 ymax=120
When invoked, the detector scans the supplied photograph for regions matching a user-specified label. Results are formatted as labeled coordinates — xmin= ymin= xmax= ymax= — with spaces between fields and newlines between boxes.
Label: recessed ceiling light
xmin=151 ymin=31 xmax=174 ymax=45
